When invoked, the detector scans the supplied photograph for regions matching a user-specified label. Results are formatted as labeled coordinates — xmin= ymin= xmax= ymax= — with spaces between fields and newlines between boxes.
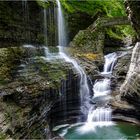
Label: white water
xmin=102 ymin=52 xmax=117 ymax=74
xmin=43 ymin=46 xmax=60 ymax=61
xmin=83 ymin=53 xmax=117 ymax=131
xmin=58 ymin=46 xmax=90 ymax=113
xmin=93 ymin=79 xmax=111 ymax=98
xmin=56 ymin=0 xmax=90 ymax=114
xmin=56 ymin=0 xmax=67 ymax=46
xmin=87 ymin=107 xmax=112 ymax=122
xmin=93 ymin=53 xmax=117 ymax=98
xmin=23 ymin=44 xmax=35 ymax=48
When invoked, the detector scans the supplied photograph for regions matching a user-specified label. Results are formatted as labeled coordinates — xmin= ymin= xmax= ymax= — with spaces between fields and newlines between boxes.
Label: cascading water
xmin=93 ymin=79 xmax=111 ymax=98
xmin=102 ymin=52 xmax=117 ymax=74
xmin=58 ymin=46 xmax=90 ymax=114
xmin=83 ymin=53 xmax=117 ymax=130
xmin=56 ymin=0 xmax=67 ymax=46
xmin=22 ymin=0 xmax=28 ymax=20
xmin=22 ymin=0 xmax=30 ymax=41
xmin=43 ymin=9 xmax=47 ymax=46
xmin=88 ymin=108 xmax=111 ymax=122
xmin=56 ymin=0 xmax=90 ymax=115
xmin=93 ymin=53 xmax=117 ymax=98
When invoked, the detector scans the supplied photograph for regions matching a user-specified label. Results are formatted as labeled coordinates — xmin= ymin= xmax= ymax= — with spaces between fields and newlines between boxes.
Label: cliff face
xmin=0 ymin=46 xmax=81 ymax=139
xmin=120 ymin=43 xmax=140 ymax=98
xmin=125 ymin=0 xmax=140 ymax=40
xmin=121 ymin=1 xmax=140 ymax=111
xmin=111 ymin=1 xmax=140 ymax=124
xmin=0 ymin=1 xmax=43 ymax=47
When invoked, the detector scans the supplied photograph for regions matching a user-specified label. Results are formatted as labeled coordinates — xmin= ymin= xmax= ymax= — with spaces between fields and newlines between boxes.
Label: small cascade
xmin=93 ymin=79 xmax=111 ymax=98
xmin=43 ymin=9 xmax=47 ymax=46
xmin=22 ymin=0 xmax=30 ymax=41
xmin=93 ymin=53 xmax=117 ymax=98
xmin=43 ymin=46 xmax=60 ymax=61
xmin=22 ymin=0 xmax=29 ymax=20
xmin=102 ymin=52 xmax=117 ymax=74
xmin=87 ymin=107 xmax=112 ymax=122
xmin=84 ymin=53 xmax=117 ymax=130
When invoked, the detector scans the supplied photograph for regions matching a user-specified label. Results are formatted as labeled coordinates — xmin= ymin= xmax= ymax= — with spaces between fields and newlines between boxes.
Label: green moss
xmin=0 ymin=47 xmax=26 ymax=82
xmin=35 ymin=58 xmax=67 ymax=87
xmin=36 ymin=0 xmax=50 ymax=9
xmin=61 ymin=0 xmax=126 ymax=17
xmin=106 ymin=28 xmax=123 ymax=40
xmin=0 ymin=132 xmax=7 ymax=139
xmin=37 ymin=34 xmax=46 ymax=44
xmin=106 ymin=25 xmax=136 ymax=40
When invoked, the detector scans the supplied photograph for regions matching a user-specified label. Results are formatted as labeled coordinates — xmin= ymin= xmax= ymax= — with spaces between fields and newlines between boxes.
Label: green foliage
xmin=61 ymin=0 xmax=126 ymax=17
xmin=103 ymin=0 xmax=126 ymax=17
xmin=36 ymin=0 xmax=50 ymax=8
xmin=118 ymin=25 xmax=136 ymax=37
xmin=106 ymin=25 xmax=136 ymax=40
xmin=35 ymin=58 xmax=67 ymax=88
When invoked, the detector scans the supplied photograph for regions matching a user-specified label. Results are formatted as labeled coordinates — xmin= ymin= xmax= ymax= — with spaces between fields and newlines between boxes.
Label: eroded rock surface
xmin=111 ymin=43 xmax=140 ymax=124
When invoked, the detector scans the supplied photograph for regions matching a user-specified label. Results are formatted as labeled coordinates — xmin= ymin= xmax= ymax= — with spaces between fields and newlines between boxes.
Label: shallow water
xmin=56 ymin=122 xmax=140 ymax=139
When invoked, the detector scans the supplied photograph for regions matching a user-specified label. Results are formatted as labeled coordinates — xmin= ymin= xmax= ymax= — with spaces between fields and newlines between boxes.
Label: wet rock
xmin=0 ymin=46 xmax=80 ymax=139
xmin=111 ymin=43 xmax=140 ymax=124
xmin=111 ymin=1 xmax=140 ymax=123
xmin=119 ymin=43 xmax=140 ymax=120
xmin=125 ymin=0 xmax=140 ymax=40
xmin=69 ymin=29 xmax=104 ymax=54
xmin=112 ymin=50 xmax=132 ymax=87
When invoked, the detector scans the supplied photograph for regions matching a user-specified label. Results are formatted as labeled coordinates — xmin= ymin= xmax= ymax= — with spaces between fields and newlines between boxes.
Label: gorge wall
xmin=111 ymin=0 xmax=140 ymax=124
xmin=0 ymin=1 xmax=45 ymax=47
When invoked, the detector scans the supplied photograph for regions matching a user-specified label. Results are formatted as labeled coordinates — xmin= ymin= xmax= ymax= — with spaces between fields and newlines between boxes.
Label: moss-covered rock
xmin=69 ymin=16 xmax=135 ymax=56
xmin=0 ymin=46 xmax=77 ymax=139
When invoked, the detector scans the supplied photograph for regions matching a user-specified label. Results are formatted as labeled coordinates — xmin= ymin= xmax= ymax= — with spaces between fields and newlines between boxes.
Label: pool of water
xmin=55 ymin=122 xmax=140 ymax=139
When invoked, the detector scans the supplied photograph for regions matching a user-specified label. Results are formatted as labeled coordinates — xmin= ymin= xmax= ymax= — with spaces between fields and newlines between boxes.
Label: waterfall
xmin=22 ymin=0 xmax=30 ymax=42
xmin=83 ymin=53 xmax=117 ymax=130
xmin=56 ymin=0 xmax=90 ymax=115
xmin=87 ymin=107 xmax=112 ymax=122
xmin=93 ymin=53 xmax=117 ymax=98
xmin=102 ymin=52 xmax=117 ymax=74
xmin=56 ymin=0 xmax=67 ymax=46
xmin=58 ymin=46 xmax=90 ymax=114
xmin=22 ymin=0 xmax=28 ymax=20
xmin=43 ymin=9 xmax=47 ymax=46
xmin=93 ymin=79 xmax=111 ymax=98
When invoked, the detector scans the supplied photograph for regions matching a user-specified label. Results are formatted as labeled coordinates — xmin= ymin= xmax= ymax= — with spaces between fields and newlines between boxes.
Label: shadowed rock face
xmin=121 ymin=1 xmax=140 ymax=118
xmin=120 ymin=43 xmax=140 ymax=112
xmin=0 ymin=1 xmax=42 ymax=46
xmin=0 ymin=46 xmax=81 ymax=139
xmin=49 ymin=71 xmax=82 ymax=128
xmin=0 ymin=1 xmax=58 ymax=47
xmin=125 ymin=0 xmax=140 ymax=40
xmin=111 ymin=44 xmax=140 ymax=124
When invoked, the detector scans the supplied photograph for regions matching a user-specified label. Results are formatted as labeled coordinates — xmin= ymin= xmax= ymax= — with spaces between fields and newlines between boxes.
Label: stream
xmin=51 ymin=0 xmax=140 ymax=139
xmin=21 ymin=0 xmax=140 ymax=139
xmin=53 ymin=52 xmax=140 ymax=139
